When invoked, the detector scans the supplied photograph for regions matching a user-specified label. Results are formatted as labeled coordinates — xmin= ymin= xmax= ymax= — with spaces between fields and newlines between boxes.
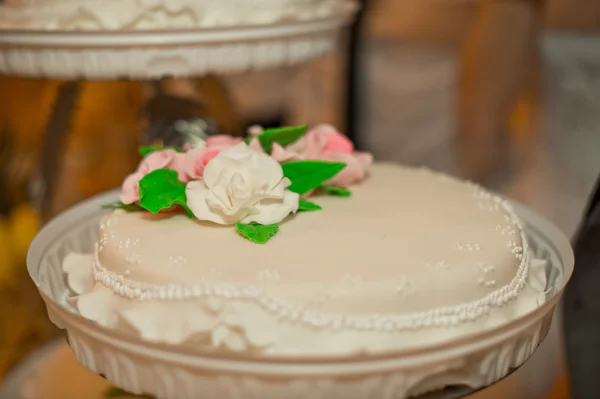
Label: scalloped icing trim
xmin=64 ymin=252 xmax=550 ymax=352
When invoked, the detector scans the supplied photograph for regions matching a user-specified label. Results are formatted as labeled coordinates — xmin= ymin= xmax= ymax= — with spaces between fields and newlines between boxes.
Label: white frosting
xmin=186 ymin=143 xmax=299 ymax=225
xmin=63 ymin=164 xmax=549 ymax=356
xmin=0 ymin=0 xmax=357 ymax=30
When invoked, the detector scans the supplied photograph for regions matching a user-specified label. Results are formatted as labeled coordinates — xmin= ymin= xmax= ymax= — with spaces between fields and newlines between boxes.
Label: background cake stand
xmin=0 ymin=11 xmax=355 ymax=221
xmin=17 ymin=190 xmax=573 ymax=399
xmin=0 ymin=17 xmax=354 ymax=80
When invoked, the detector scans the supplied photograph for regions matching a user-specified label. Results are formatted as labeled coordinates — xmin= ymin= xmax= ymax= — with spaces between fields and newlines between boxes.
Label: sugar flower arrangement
xmin=103 ymin=124 xmax=372 ymax=244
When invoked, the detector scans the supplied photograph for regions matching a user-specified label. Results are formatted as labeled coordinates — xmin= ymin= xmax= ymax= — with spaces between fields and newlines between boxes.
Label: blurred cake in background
xmin=0 ymin=0 xmax=356 ymax=380
xmin=0 ymin=0 xmax=358 ymax=30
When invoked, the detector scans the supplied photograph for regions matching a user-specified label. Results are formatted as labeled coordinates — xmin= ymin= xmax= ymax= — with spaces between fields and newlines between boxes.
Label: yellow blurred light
xmin=8 ymin=203 xmax=41 ymax=264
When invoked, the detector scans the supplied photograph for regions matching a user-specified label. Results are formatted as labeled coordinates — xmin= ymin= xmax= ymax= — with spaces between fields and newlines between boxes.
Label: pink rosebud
xmin=322 ymin=151 xmax=373 ymax=187
xmin=169 ymin=152 xmax=190 ymax=182
xmin=137 ymin=149 xmax=176 ymax=174
xmin=120 ymin=171 xmax=145 ymax=204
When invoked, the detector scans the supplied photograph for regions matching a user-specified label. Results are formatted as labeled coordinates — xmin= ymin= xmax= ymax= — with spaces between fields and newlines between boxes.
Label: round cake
xmin=62 ymin=125 xmax=546 ymax=357
xmin=0 ymin=0 xmax=357 ymax=30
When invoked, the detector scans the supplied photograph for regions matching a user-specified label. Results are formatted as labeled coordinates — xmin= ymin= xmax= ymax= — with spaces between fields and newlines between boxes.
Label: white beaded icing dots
xmin=476 ymin=263 xmax=497 ymax=288
xmin=258 ymin=269 xmax=280 ymax=282
xmin=456 ymin=241 xmax=481 ymax=251
xmin=90 ymin=178 xmax=530 ymax=332
xmin=168 ymin=256 xmax=188 ymax=267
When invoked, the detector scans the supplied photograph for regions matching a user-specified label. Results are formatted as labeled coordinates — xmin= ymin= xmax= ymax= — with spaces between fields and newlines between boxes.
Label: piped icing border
xmin=90 ymin=189 xmax=530 ymax=332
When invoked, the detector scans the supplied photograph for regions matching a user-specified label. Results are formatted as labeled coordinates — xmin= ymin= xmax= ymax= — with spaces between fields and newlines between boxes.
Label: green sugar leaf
xmin=282 ymin=160 xmax=347 ymax=195
xmin=138 ymin=169 xmax=193 ymax=217
xmin=245 ymin=125 xmax=307 ymax=153
xmin=235 ymin=223 xmax=279 ymax=244
xmin=320 ymin=185 xmax=352 ymax=197
xmin=138 ymin=145 xmax=184 ymax=157
xmin=101 ymin=201 xmax=144 ymax=212
xmin=297 ymin=199 xmax=322 ymax=212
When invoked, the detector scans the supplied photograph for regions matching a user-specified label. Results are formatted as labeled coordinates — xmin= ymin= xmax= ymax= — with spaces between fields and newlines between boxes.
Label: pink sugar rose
xmin=183 ymin=136 xmax=243 ymax=179
xmin=316 ymin=124 xmax=354 ymax=153
xmin=322 ymin=151 xmax=373 ymax=187
xmin=279 ymin=124 xmax=356 ymax=159
xmin=316 ymin=127 xmax=372 ymax=187
xmin=253 ymin=124 xmax=372 ymax=187
xmin=284 ymin=128 xmax=322 ymax=159
xmin=310 ymin=126 xmax=372 ymax=186
xmin=137 ymin=148 xmax=176 ymax=174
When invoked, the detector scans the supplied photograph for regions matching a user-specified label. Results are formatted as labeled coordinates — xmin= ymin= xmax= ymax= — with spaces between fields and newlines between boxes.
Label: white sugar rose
xmin=186 ymin=142 xmax=300 ymax=225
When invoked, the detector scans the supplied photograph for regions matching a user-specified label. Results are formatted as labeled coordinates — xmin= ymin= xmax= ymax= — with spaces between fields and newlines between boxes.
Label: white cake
xmin=61 ymin=126 xmax=547 ymax=356
xmin=0 ymin=0 xmax=357 ymax=30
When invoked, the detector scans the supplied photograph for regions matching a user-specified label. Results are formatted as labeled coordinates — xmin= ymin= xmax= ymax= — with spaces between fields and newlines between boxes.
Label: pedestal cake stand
xmin=10 ymin=190 xmax=573 ymax=399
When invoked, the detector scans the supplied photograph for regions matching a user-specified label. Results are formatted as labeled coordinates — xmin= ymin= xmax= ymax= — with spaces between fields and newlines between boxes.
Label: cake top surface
xmin=96 ymin=163 xmax=527 ymax=320
xmin=84 ymin=124 xmax=530 ymax=334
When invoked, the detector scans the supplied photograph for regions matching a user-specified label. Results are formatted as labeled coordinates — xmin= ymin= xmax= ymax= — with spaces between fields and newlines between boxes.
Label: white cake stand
xmin=20 ymin=190 xmax=573 ymax=399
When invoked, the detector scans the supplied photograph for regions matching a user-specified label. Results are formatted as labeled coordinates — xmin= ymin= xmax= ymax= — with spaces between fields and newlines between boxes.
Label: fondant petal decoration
xmin=62 ymin=253 xmax=95 ymax=295
xmin=119 ymin=302 xmax=217 ymax=344
xmin=76 ymin=284 xmax=124 ymax=328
